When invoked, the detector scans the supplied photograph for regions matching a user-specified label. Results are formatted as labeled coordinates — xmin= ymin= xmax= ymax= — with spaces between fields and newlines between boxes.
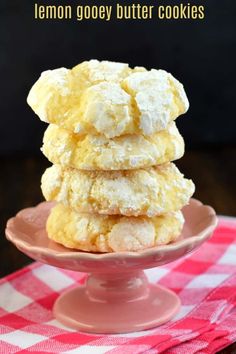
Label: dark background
xmin=0 ymin=2 xmax=236 ymax=271
xmin=1 ymin=0 xmax=236 ymax=153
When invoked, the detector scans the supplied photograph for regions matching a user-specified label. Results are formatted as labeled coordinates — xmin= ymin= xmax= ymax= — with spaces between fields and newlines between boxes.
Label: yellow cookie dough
xmin=47 ymin=203 xmax=184 ymax=252
xmin=27 ymin=59 xmax=189 ymax=138
xmin=42 ymin=122 xmax=184 ymax=170
xmin=42 ymin=163 xmax=194 ymax=217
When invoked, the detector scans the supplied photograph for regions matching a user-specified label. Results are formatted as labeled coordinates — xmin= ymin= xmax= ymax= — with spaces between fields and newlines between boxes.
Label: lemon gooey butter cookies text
xmin=27 ymin=60 xmax=194 ymax=252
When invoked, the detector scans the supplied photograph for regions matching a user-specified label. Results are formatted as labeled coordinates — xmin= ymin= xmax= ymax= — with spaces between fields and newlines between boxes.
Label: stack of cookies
xmin=27 ymin=60 xmax=195 ymax=253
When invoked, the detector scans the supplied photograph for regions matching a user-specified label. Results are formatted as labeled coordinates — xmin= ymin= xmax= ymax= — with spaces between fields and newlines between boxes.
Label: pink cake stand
xmin=6 ymin=199 xmax=217 ymax=334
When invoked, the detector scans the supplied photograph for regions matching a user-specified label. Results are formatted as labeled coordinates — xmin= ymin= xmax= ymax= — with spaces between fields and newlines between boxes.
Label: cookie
xmin=46 ymin=203 xmax=184 ymax=252
xmin=42 ymin=163 xmax=194 ymax=217
xmin=27 ymin=59 xmax=189 ymax=138
xmin=42 ymin=122 xmax=184 ymax=170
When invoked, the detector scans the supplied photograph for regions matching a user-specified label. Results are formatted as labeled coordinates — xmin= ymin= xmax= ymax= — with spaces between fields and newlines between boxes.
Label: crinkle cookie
xmin=47 ymin=203 xmax=184 ymax=252
xmin=27 ymin=59 xmax=189 ymax=138
xmin=42 ymin=163 xmax=194 ymax=217
xmin=42 ymin=122 xmax=184 ymax=170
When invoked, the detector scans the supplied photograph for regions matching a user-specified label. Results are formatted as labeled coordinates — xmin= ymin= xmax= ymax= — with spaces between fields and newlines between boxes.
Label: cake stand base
xmin=6 ymin=199 xmax=217 ymax=334
xmin=53 ymin=271 xmax=180 ymax=333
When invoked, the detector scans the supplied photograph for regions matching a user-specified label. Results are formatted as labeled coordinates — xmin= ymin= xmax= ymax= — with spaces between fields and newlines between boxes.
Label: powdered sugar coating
xmin=42 ymin=122 xmax=184 ymax=170
xmin=46 ymin=203 xmax=184 ymax=252
xmin=123 ymin=69 xmax=189 ymax=135
xmin=41 ymin=163 xmax=195 ymax=216
xmin=27 ymin=60 xmax=189 ymax=138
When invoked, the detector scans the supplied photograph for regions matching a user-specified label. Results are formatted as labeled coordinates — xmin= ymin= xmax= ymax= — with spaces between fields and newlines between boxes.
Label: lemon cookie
xmin=47 ymin=203 xmax=184 ymax=252
xmin=42 ymin=122 xmax=184 ymax=170
xmin=42 ymin=163 xmax=194 ymax=217
xmin=27 ymin=59 xmax=189 ymax=138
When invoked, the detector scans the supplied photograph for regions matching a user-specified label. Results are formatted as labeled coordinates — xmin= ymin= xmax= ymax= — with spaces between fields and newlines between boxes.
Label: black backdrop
xmin=1 ymin=0 xmax=236 ymax=154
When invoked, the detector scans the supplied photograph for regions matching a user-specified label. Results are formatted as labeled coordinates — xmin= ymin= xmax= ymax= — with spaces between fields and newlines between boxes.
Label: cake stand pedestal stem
xmin=86 ymin=270 xmax=149 ymax=302
xmin=53 ymin=270 xmax=181 ymax=333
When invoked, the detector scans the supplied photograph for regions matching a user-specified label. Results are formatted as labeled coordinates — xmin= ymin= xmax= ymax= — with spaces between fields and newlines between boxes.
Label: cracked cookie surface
xmin=27 ymin=60 xmax=189 ymax=138
xmin=47 ymin=203 xmax=184 ymax=252
xmin=42 ymin=163 xmax=194 ymax=216
xmin=42 ymin=122 xmax=184 ymax=170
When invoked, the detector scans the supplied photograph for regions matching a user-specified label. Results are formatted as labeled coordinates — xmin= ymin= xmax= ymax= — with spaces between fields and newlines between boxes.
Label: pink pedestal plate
xmin=6 ymin=199 xmax=217 ymax=334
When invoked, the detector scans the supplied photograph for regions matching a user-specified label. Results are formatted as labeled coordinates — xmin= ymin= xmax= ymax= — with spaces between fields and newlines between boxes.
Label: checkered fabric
xmin=1 ymin=216 xmax=236 ymax=354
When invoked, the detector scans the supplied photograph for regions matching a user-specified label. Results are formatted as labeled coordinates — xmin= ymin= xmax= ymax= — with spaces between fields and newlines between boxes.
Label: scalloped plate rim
xmin=6 ymin=199 xmax=218 ymax=261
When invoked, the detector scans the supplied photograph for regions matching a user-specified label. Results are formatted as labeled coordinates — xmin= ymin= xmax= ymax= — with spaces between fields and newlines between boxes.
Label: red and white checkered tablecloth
xmin=1 ymin=216 xmax=236 ymax=354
